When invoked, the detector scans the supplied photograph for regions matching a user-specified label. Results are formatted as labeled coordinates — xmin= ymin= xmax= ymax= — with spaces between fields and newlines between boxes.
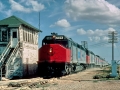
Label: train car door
xmin=11 ymin=28 xmax=18 ymax=48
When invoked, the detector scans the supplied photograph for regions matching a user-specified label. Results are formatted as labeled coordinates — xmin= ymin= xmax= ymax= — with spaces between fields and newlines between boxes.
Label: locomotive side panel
xmin=94 ymin=55 xmax=98 ymax=67
xmin=71 ymin=43 xmax=77 ymax=63
xmin=77 ymin=47 xmax=80 ymax=63
xmin=86 ymin=50 xmax=90 ymax=65
xmin=91 ymin=52 xmax=95 ymax=67
xmin=80 ymin=49 xmax=86 ymax=64
xmin=89 ymin=52 xmax=92 ymax=64
xmin=89 ymin=52 xmax=94 ymax=67
xmin=96 ymin=55 xmax=99 ymax=66
xmin=97 ymin=56 xmax=101 ymax=67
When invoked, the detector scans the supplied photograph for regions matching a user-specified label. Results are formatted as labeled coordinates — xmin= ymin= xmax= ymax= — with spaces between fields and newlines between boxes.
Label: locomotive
xmin=38 ymin=33 xmax=108 ymax=77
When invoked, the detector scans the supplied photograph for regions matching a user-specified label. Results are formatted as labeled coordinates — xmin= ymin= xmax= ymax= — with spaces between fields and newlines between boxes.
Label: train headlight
xmin=48 ymin=47 xmax=54 ymax=56
xmin=49 ymin=48 xmax=53 ymax=53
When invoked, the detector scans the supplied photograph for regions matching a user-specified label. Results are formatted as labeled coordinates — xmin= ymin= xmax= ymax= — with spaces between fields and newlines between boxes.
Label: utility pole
xmin=39 ymin=12 xmax=40 ymax=30
xmin=108 ymin=31 xmax=118 ymax=60
xmin=108 ymin=31 xmax=118 ymax=77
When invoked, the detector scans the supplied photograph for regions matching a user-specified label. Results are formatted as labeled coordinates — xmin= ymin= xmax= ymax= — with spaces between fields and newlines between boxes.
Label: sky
xmin=0 ymin=0 xmax=120 ymax=63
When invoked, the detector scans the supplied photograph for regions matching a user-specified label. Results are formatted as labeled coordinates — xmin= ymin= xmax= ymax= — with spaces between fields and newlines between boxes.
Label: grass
xmin=52 ymin=82 xmax=58 ymax=85
xmin=8 ymin=80 xmax=50 ymax=89
xmin=93 ymin=66 xmax=120 ymax=80
xmin=93 ymin=80 xmax=98 ymax=83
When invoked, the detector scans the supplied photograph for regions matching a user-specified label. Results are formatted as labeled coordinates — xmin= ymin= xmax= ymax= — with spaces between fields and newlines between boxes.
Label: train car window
xmin=68 ymin=40 xmax=72 ymax=49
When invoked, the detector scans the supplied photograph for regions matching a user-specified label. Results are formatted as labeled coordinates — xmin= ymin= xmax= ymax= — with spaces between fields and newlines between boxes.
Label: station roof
xmin=0 ymin=15 xmax=42 ymax=32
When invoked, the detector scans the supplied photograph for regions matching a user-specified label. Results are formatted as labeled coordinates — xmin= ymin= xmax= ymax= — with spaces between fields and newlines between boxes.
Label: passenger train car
xmin=38 ymin=33 xmax=108 ymax=76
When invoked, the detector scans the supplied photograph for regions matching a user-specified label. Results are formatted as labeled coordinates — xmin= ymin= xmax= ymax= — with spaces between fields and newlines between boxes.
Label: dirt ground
xmin=0 ymin=67 xmax=120 ymax=90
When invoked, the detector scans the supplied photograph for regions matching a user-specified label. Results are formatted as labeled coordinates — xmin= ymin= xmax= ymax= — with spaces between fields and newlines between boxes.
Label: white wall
xmin=19 ymin=25 xmax=39 ymax=76
xmin=22 ymin=42 xmax=38 ymax=76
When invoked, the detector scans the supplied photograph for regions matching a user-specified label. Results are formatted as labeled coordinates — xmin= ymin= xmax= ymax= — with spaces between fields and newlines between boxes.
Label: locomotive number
xmin=46 ymin=36 xmax=63 ymax=40
xmin=55 ymin=36 xmax=63 ymax=39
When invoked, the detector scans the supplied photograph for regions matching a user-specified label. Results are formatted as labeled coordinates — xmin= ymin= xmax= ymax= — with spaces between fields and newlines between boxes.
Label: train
xmin=38 ymin=33 xmax=108 ymax=77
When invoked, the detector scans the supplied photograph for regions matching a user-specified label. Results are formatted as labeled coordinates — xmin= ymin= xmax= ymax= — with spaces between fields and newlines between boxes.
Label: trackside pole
xmin=108 ymin=31 xmax=118 ymax=77
xmin=110 ymin=60 xmax=118 ymax=77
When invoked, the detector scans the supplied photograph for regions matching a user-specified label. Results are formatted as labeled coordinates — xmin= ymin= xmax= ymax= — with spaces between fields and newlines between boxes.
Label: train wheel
xmin=61 ymin=70 xmax=66 ymax=76
xmin=73 ymin=65 xmax=76 ymax=72
xmin=68 ymin=66 xmax=72 ymax=74
xmin=65 ymin=64 xmax=69 ymax=75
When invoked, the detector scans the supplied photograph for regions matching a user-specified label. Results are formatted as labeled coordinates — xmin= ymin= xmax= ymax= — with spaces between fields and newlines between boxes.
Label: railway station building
xmin=0 ymin=15 xmax=41 ymax=79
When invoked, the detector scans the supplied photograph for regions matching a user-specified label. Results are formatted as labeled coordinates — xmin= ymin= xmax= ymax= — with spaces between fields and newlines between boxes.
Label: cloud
xmin=64 ymin=0 xmax=120 ymax=26
xmin=105 ymin=0 xmax=120 ymax=7
xmin=0 ymin=2 xmax=12 ymax=17
xmin=93 ymin=36 xmax=101 ymax=41
xmin=76 ymin=28 xmax=86 ymax=35
xmin=50 ymin=19 xmax=71 ymax=28
xmin=89 ymin=36 xmax=101 ymax=42
xmin=0 ymin=2 xmax=5 ymax=11
xmin=9 ymin=0 xmax=44 ymax=13
xmin=77 ymin=28 xmax=116 ymax=42
xmin=40 ymin=0 xmax=56 ymax=6
xmin=26 ymin=0 xmax=44 ymax=12
xmin=3 ymin=10 xmax=12 ymax=17
xmin=102 ymin=36 xmax=109 ymax=41
xmin=9 ymin=0 xmax=31 ymax=13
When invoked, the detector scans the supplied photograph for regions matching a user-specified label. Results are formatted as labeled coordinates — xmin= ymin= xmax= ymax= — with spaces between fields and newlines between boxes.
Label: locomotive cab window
xmin=42 ymin=39 xmax=68 ymax=48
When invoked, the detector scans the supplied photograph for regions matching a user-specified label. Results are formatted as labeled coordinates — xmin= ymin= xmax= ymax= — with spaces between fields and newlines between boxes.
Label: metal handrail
xmin=6 ymin=42 xmax=20 ymax=65
xmin=0 ymin=41 xmax=11 ymax=60
xmin=5 ymin=42 xmax=21 ymax=79
xmin=0 ymin=42 xmax=11 ymax=69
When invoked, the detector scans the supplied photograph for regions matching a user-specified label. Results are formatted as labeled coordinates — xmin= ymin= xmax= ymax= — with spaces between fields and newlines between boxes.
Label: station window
xmin=23 ymin=28 xmax=25 ymax=41
xmin=13 ymin=32 xmax=17 ymax=38
xmin=0 ymin=29 xmax=1 ymax=41
xmin=23 ymin=30 xmax=25 ymax=41
xmin=25 ymin=30 xmax=27 ymax=42
xmin=28 ymin=32 xmax=30 ymax=42
xmin=1 ymin=27 xmax=7 ymax=41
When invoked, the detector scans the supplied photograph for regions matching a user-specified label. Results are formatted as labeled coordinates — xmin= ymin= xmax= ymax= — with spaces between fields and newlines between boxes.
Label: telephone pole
xmin=39 ymin=12 xmax=40 ymax=30
xmin=108 ymin=31 xmax=118 ymax=60
xmin=108 ymin=31 xmax=118 ymax=77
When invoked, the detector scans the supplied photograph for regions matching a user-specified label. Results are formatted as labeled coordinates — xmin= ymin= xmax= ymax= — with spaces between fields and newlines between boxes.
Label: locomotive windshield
xmin=42 ymin=36 xmax=69 ymax=48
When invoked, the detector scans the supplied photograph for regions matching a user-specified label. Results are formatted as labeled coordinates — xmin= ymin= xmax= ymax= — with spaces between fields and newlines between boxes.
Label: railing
xmin=6 ymin=42 xmax=20 ymax=66
xmin=5 ymin=42 xmax=21 ymax=79
xmin=0 ymin=41 xmax=11 ymax=68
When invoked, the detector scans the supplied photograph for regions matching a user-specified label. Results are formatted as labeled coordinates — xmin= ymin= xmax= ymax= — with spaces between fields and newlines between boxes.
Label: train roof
xmin=96 ymin=55 xmax=105 ymax=60
xmin=96 ymin=55 xmax=100 ymax=57
xmin=90 ymin=51 xmax=95 ymax=55
xmin=43 ymin=34 xmax=74 ymax=42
